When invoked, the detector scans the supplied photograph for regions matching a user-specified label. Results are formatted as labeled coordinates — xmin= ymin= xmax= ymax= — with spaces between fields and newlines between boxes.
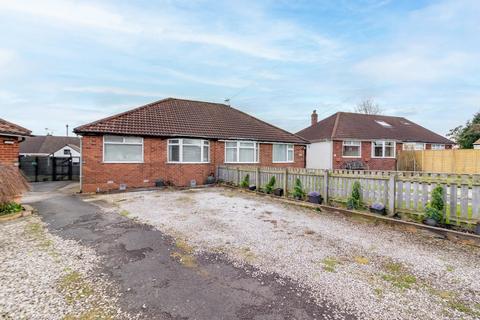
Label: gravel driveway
xmin=94 ymin=187 xmax=480 ymax=320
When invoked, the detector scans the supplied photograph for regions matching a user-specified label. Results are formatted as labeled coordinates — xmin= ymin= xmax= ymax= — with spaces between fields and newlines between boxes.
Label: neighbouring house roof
xmin=0 ymin=118 xmax=31 ymax=137
xmin=296 ymin=112 xmax=453 ymax=144
xmin=19 ymin=135 xmax=80 ymax=155
xmin=74 ymin=98 xmax=308 ymax=144
xmin=474 ymin=138 xmax=480 ymax=145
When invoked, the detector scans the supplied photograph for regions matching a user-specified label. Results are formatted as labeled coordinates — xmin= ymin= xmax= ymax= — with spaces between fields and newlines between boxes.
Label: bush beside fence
xmin=217 ymin=165 xmax=480 ymax=225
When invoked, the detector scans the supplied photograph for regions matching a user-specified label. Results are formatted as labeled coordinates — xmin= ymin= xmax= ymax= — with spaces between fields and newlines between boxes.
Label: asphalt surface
xmin=25 ymin=182 xmax=352 ymax=320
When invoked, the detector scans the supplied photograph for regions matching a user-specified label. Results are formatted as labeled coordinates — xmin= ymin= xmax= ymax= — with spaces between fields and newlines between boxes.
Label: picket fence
xmin=216 ymin=165 xmax=480 ymax=225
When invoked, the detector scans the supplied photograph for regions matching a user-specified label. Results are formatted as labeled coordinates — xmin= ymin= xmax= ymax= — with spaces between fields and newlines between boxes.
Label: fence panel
xmin=216 ymin=166 xmax=479 ymax=225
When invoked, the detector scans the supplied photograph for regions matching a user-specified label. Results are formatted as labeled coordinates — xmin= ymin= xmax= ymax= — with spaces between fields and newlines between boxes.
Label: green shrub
xmin=430 ymin=186 xmax=444 ymax=212
xmin=425 ymin=185 xmax=445 ymax=222
xmin=264 ymin=176 xmax=276 ymax=194
xmin=292 ymin=178 xmax=306 ymax=199
xmin=347 ymin=181 xmax=362 ymax=210
xmin=425 ymin=206 xmax=443 ymax=223
xmin=240 ymin=174 xmax=250 ymax=188
xmin=0 ymin=202 xmax=22 ymax=216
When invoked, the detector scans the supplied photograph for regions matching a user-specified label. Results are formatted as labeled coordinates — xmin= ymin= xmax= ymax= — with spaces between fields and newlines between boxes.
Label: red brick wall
xmin=81 ymin=136 xmax=305 ymax=192
xmin=0 ymin=136 xmax=20 ymax=166
xmin=332 ymin=140 xmax=402 ymax=171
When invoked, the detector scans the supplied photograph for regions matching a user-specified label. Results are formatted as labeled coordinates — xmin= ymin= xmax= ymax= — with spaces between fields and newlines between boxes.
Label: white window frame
xmin=372 ymin=140 xmax=396 ymax=158
xmin=167 ymin=138 xmax=210 ymax=164
xmin=224 ymin=141 xmax=259 ymax=164
xmin=431 ymin=144 xmax=445 ymax=150
xmin=342 ymin=140 xmax=361 ymax=158
xmin=402 ymin=142 xmax=425 ymax=151
xmin=272 ymin=143 xmax=294 ymax=163
xmin=103 ymin=135 xmax=144 ymax=163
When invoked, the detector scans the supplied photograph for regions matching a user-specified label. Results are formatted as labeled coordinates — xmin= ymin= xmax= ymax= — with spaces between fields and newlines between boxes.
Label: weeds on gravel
xmin=119 ymin=210 xmax=130 ymax=217
xmin=58 ymin=271 xmax=94 ymax=304
xmin=322 ymin=257 xmax=339 ymax=272
xmin=171 ymin=239 xmax=197 ymax=268
xmin=354 ymin=256 xmax=369 ymax=265
xmin=381 ymin=262 xmax=417 ymax=289
xmin=63 ymin=308 xmax=113 ymax=320
xmin=24 ymin=222 xmax=55 ymax=251
xmin=429 ymin=288 xmax=480 ymax=317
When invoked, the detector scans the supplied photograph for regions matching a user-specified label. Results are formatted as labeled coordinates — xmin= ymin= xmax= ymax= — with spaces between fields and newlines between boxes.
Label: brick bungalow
xmin=74 ymin=98 xmax=308 ymax=193
xmin=0 ymin=118 xmax=31 ymax=166
xmin=296 ymin=111 xmax=454 ymax=170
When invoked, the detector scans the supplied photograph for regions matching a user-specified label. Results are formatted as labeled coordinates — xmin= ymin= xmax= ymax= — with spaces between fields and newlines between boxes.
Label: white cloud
xmin=0 ymin=49 xmax=15 ymax=67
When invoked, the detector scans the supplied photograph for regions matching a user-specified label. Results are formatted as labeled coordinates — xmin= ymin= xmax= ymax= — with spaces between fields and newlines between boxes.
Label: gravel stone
xmin=94 ymin=187 xmax=480 ymax=320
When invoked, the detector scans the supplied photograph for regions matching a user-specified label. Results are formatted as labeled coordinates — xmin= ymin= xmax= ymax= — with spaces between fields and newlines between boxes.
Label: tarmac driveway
xmin=24 ymin=182 xmax=350 ymax=320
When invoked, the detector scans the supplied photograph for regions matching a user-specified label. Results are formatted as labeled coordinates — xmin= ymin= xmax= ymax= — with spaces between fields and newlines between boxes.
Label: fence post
xmin=255 ymin=167 xmax=260 ymax=190
xmin=236 ymin=167 xmax=240 ymax=186
xmin=323 ymin=170 xmax=329 ymax=204
xmin=387 ymin=174 xmax=396 ymax=217
xmin=283 ymin=168 xmax=288 ymax=197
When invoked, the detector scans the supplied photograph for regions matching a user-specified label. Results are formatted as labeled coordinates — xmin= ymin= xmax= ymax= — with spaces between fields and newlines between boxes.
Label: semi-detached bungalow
xmin=74 ymin=98 xmax=308 ymax=193
xmin=296 ymin=111 xmax=454 ymax=170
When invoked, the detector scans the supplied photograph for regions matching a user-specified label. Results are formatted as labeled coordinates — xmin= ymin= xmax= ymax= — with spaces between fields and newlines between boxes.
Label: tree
xmin=447 ymin=111 xmax=480 ymax=149
xmin=354 ymin=98 xmax=382 ymax=115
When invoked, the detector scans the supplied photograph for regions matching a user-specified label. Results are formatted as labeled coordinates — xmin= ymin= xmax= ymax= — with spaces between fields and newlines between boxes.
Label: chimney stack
xmin=311 ymin=110 xmax=318 ymax=126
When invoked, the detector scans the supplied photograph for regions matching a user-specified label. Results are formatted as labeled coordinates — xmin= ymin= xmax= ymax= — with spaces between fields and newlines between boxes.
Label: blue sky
xmin=0 ymin=0 xmax=478 ymax=136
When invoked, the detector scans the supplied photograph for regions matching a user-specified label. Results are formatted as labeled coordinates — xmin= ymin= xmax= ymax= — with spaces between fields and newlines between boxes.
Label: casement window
xmin=431 ymin=144 xmax=445 ymax=150
xmin=403 ymin=142 xmax=425 ymax=151
xmin=273 ymin=144 xmax=294 ymax=163
xmin=225 ymin=141 xmax=259 ymax=163
xmin=342 ymin=140 xmax=361 ymax=157
xmin=103 ymin=135 xmax=143 ymax=163
xmin=372 ymin=140 xmax=396 ymax=158
xmin=168 ymin=139 xmax=209 ymax=163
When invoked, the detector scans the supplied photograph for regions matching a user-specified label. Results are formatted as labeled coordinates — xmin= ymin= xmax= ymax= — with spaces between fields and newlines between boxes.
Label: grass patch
xmin=381 ymin=262 xmax=417 ymax=289
xmin=175 ymin=239 xmax=194 ymax=254
xmin=238 ymin=247 xmax=256 ymax=263
xmin=24 ymin=222 xmax=55 ymax=251
xmin=354 ymin=256 xmax=369 ymax=265
xmin=170 ymin=251 xmax=197 ymax=268
xmin=119 ymin=210 xmax=129 ymax=217
xmin=446 ymin=265 xmax=454 ymax=272
xmin=322 ymin=257 xmax=339 ymax=272
xmin=58 ymin=271 xmax=94 ymax=305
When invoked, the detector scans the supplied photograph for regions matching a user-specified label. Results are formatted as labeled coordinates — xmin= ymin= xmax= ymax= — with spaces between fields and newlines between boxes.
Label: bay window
xmin=168 ymin=139 xmax=209 ymax=163
xmin=342 ymin=140 xmax=361 ymax=157
xmin=225 ymin=141 xmax=259 ymax=163
xmin=273 ymin=144 xmax=294 ymax=163
xmin=372 ymin=140 xmax=396 ymax=158
xmin=104 ymin=135 xmax=143 ymax=163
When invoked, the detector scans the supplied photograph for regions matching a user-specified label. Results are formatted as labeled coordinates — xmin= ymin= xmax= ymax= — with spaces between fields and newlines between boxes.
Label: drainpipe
xmin=79 ymin=136 xmax=83 ymax=193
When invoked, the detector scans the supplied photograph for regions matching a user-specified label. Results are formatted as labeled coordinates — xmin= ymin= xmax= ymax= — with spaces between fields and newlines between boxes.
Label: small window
xmin=104 ymin=135 xmax=143 ymax=163
xmin=273 ymin=144 xmax=294 ymax=163
xmin=372 ymin=141 xmax=396 ymax=158
xmin=225 ymin=141 xmax=259 ymax=163
xmin=403 ymin=143 xmax=425 ymax=151
xmin=63 ymin=149 xmax=71 ymax=155
xmin=342 ymin=140 xmax=361 ymax=157
xmin=375 ymin=120 xmax=393 ymax=128
xmin=168 ymin=139 xmax=209 ymax=163
xmin=431 ymin=144 xmax=445 ymax=150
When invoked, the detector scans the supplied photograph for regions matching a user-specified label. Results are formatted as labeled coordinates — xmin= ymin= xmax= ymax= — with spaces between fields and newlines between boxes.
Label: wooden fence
xmin=217 ymin=166 xmax=480 ymax=225
xmin=398 ymin=149 xmax=480 ymax=174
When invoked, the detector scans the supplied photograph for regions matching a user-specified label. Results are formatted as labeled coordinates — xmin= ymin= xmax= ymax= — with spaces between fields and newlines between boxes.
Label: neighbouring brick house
xmin=0 ymin=118 xmax=31 ymax=166
xmin=74 ymin=98 xmax=308 ymax=193
xmin=296 ymin=111 xmax=454 ymax=170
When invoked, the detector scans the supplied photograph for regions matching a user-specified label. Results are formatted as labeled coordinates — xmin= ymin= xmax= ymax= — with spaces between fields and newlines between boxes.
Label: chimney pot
xmin=311 ymin=110 xmax=318 ymax=126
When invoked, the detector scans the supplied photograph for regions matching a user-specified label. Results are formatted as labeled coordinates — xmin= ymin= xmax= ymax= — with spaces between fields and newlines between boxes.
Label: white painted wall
xmin=306 ymin=141 xmax=332 ymax=169
xmin=474 ymin=145 xmax=480 ymax=150
xmin=52 ymin=145 xmax=81 ymax=162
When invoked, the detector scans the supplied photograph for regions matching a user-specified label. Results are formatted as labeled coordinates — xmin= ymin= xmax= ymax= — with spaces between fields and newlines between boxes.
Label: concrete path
xmin=24 ymin=182 xmax=351 ymax=320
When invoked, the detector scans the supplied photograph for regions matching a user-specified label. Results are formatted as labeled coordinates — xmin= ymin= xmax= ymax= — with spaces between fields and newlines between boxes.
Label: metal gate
xmin=19 ymin=156 xmax=79 ymax=182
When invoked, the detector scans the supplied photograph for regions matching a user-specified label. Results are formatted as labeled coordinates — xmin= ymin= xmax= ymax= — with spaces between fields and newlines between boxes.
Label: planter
xmin=307 ymin=195 xmax=323 ymax=204
xmin=294 ymin=195 xmax=303 ymax=201
xmin=205 ymin=175 xmax=216 ymax=185
xmin=475 ymin=223 xmax=480 ymax=235
xmin=248 ymin=185 xmax=256 ymax=191
xmin=424 ymin=218 xmax=438 ymax=227
xmin=369 ymin=203 xmax=386 ymax=215
xmin=273 ymin=188 xmax=284 ymax=197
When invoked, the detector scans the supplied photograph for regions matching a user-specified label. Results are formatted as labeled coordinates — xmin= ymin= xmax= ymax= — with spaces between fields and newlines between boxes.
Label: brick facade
xmin=81 ymin=135 xmax=305 ymax=193
xmin=332 ymin=140 xmax=403 ymax=171
xmin=0 ymin=136 xmax=20 ymax=166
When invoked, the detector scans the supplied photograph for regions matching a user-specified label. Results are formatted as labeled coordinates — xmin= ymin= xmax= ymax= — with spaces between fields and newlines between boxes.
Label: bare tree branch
xmin=354 ymin=98 xmax=383 ymax=115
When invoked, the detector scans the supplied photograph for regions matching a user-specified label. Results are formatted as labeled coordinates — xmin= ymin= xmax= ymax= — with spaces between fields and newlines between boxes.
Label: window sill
xmin=272 ymin=161 xmax=294 ymax=163
xmin=103 ymin=161 xmax=144 ymax=164
xmin=166 ymin=162 xmax=210 ymax=164
xmin=341 ymin=156 xmax=361 ymax=158
xmin=371 ymin=157 xmax=396 ymax=159
xmin=224 ymin=162 xmax=259 ymax=164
